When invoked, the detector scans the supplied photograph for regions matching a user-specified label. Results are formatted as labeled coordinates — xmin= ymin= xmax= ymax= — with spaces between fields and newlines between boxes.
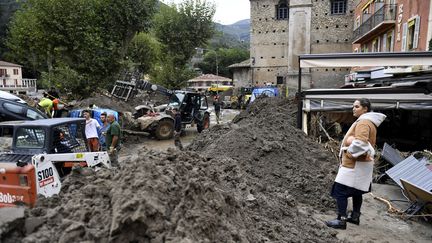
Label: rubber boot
xmin=325 ymin=216 xmax=347 ymax=230
xmin=346 ymin=211 xmax=360 ymax=225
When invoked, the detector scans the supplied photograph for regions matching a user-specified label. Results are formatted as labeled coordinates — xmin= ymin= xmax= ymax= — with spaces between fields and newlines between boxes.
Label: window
xmin=372 ymin=38 xmax=380 ymax=52
xmin=331 ymin=0 xmax=347 ymax=15
xmin=16 ymin=127 xmax=45 ymax=148
xmin=276 ymin=1 xmax=288 ymax=20
xmin=27 ymin=109 xmax=46 ymax=120
xmin=407 ymin=16 xmax=420 ymax=50
xmin=276 ymin=76 xmax=284 ymax=85
xmin=13 ymin=69 xmax=19 ymax=75
xmin=0 ymin=69 xmax=7 ymax=77
xmin=3 ymin=102 xmax=24 ymax=115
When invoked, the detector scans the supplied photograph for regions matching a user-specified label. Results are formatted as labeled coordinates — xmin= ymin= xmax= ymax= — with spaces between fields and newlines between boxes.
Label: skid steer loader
xmin=0 ymin=118 xmax=111 ymax=208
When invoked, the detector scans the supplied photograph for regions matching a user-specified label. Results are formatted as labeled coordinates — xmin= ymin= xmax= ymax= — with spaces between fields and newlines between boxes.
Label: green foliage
xmin=39 ymin=66 xmax=87 ymax=99
xmin=5 ymin=0 xmax=157 ymax=97
xmin=127 ymin=32 xmax=161 ymax=74
xmin=150 ymin=57 xmax=197 ymax=89
xmin=197 ymin=48 xmax=249 ymax=78
xmin=152 ymin=0 xmax=215 ymax=87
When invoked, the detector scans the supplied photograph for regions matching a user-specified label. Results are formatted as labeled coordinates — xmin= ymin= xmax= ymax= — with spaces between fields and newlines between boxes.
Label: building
xmin=249 ymin=0 xmax=355 ymax=91
xmin=0 ymin=61 xmax=37 ymax=94
xmin=187 ymin=74 xmax=233 ymax=92
xmin=228 ymin=60 xmax=252 ymax=88
xmin=353 ymin=0 xmax=432 ymax=53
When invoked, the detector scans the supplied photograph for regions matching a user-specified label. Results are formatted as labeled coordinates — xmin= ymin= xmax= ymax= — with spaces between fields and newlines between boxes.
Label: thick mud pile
xmin=189 ymin=97 xmax=337 ymax=210
xmin=1 ymin=97 xmax=342 ymax=242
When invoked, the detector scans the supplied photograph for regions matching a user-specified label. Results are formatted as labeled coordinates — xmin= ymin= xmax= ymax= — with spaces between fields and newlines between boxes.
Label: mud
xmin=72 ymin=92 xmax=169 ymax=113
xmin=2 ymin=97 xmax=429 ymax=242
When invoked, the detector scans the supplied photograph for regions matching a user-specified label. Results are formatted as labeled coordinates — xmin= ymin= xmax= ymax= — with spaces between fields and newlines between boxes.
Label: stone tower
xmin=250 ymin=0 xmax=354 ymax=91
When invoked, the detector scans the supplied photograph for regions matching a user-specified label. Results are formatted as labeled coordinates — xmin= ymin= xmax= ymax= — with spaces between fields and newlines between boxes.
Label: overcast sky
xmin=161 ymin=0 xmax=250 ymax=25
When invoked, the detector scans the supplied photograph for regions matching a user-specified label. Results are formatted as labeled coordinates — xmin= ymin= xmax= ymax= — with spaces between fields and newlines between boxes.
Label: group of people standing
xmin=83 ymin=110 xmax=121 ymax=167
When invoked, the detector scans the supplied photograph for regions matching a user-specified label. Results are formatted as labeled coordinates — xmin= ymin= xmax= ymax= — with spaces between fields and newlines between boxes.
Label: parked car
xmin=0 ymin=98 xmax=48 ymax=121
xmin=0 ymin=90 xmax=26 ymax=104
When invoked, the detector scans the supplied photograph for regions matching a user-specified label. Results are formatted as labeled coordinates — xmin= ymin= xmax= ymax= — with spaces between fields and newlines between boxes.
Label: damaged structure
xmin=297 ymin=51 xmax=432 ymax=216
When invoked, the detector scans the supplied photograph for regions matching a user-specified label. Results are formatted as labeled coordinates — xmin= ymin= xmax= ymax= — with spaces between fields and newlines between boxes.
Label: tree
xmin=151 ymin=0 xmax=215 ymax=87
xmin=5 ymin=0 xmax=157 ymax=97
xmin=127 ymin=32 xmax=161 ymax=74
xmin=429 ymin=38 xmax=432 ymax=51
xmin=197 ymin=48 xmax=249 ymax=78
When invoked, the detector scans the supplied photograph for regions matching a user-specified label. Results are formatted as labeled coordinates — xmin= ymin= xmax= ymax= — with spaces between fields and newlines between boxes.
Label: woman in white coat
xmin=326 ymin=98 xmax=386 ymax=230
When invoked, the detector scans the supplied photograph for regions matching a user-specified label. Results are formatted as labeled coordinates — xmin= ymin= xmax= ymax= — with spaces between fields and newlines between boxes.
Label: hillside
xmin=212 ymin=19 xmax=250 ymax=49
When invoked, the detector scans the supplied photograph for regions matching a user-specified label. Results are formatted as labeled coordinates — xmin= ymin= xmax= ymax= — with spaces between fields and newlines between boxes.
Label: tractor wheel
xmin=155 ymin=120 xmax=174 ymax=140
xmin=197 ymin=113 xmax=210 ymax=133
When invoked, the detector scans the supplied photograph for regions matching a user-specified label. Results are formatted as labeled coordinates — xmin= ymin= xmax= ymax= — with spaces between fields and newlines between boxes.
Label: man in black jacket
xmin=172 ymin=108 xmax=183 ymax=150
xmin=213 ymin=95 xmax=221 ymax=124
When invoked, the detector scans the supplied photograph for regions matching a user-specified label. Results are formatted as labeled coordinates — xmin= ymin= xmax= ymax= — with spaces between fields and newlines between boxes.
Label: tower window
xmin=331 ymin=0 xmax=347 ymax=15
xmin=276 ymin=1 xmax=288 ymax=20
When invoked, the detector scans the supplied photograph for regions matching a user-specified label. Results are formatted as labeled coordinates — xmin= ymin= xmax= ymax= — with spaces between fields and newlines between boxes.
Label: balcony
xmin=0 ymin=79 xmax=37 ymax=94
xmin=353 ymin=4 xmax=397 ymax=44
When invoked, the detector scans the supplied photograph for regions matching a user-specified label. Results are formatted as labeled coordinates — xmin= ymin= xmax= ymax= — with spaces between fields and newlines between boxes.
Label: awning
xmin=299 ymin=52 xmax=432 ymax=68
xmin=302 ymin=85 xmax=432 ymax=112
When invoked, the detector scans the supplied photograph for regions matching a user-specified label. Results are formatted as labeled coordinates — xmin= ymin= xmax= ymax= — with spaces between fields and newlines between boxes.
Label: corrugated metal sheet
xmin=386 ymin=155 xmax=432 ymax=191
xmin=381 ymin=143 xmax=405 ymax=166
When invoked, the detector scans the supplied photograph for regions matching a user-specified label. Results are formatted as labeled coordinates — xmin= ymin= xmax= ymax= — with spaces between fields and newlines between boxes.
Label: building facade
xmin=353 ymin=0 xmax=432 ymax=53
xmin=187 ymin=74 xmax=233 ymax=92
xmin=0 ymin=61 xmax=37 ymax=94
xmin=250 ymin=0 xmax=355 ymax=91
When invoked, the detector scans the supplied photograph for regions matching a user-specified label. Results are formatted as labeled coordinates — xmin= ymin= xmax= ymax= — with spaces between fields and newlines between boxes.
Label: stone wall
xmin=250 ymin=0 xmax=290 ymax=85
xmin=250 ymin=0 xmax=355 ymax=91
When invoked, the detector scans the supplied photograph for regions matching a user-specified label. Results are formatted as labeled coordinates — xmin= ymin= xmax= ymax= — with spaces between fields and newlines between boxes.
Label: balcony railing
xmin=0 ymin=79 xmax=37 ymax=93
xmin=353 ymin=4 xmax=397 ymax=42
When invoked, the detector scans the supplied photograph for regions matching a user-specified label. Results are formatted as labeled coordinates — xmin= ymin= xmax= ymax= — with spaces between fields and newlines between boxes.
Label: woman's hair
xmin=357 ymin=98 xmax=372 ymax=112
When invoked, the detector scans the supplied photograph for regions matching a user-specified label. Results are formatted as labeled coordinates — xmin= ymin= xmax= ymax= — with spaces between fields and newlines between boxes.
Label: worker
xmin=326 ymin=98 xmax=386 ymax=230
xmin=38 ymin=93 xmax=53 ymax=117
xmin=213 ymin=95 xmax=221 ymax=124
xmin=99 ymin=112 xmax=110 ymax=151
xmin=172 ymin=107 xmax=183 ymax=150
xmin=52 ymin=98 xmax=63 ymax=118
xmin=52 ymin=129 xmax=72 ymax=153
xmin=47 ymin=86 xmax=60 ymax=100
xmin=83 ymin=110 xmax=100 ymax=152
xmin=105 ymin=113 xmax=121 ymax=167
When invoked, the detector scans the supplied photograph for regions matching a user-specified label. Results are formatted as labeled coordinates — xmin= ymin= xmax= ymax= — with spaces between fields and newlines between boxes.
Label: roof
xmin=0 ymin=61 xmax=22 ymax=68
xmin=228 ymin=59 xmax=251 ymax=69
xmin=0 ymin=118 xmax=85 ymax=127
xmin=187 ymin=74 xmax=231 ymax=83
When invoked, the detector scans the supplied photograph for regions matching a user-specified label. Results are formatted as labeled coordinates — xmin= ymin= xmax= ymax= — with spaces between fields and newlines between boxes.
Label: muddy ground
xmin=1 ymin=97 xmax=431 ymax=242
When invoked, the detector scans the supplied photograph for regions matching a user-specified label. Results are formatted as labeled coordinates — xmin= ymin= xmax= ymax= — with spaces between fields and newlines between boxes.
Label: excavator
xmin=111 ymin=79 xmax=210 ymax=139
xmin=0 ymin=118 xmax=111 ymax=207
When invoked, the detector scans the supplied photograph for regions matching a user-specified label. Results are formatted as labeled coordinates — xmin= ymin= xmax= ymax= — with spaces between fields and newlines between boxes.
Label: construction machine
xmin=0 ymin=118 xmax=111 ymax=207
xmin=111 ymin=79 xmax=210 ymax=140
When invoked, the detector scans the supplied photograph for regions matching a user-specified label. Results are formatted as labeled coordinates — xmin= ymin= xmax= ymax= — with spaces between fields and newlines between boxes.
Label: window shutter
xmin=383 ymin=33 xmax=387 ymax=51
xmin=390 ymin=30 xmax=394 ymax=51
xmin=413 ymin=16 xmax=420 ymax=49
xmin=401 ymin=22 xmax=407 ymax=51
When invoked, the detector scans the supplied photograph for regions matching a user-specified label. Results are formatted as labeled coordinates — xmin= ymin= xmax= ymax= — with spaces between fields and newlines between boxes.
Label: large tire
xmin=155 ymin=119 xmax=174 ymax=140
xmin=197 ymin=113 xmax=210 ymax=133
